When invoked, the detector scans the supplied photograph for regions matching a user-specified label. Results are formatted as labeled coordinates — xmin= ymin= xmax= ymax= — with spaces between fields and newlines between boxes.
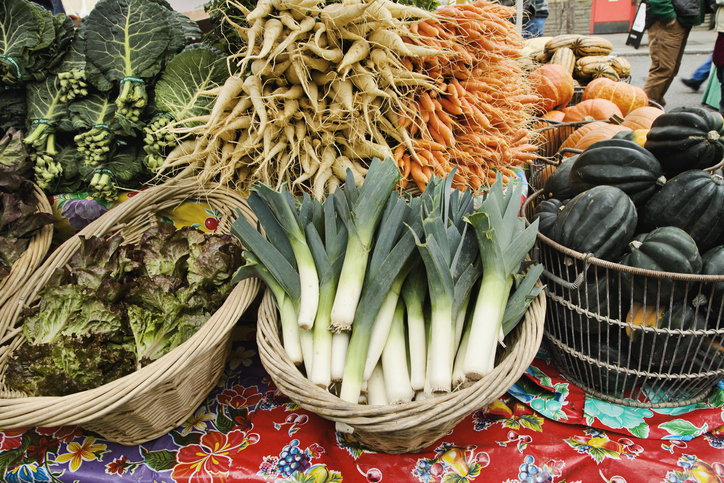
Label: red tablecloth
xmin=3 ymin=321 xmax=724 ymax=483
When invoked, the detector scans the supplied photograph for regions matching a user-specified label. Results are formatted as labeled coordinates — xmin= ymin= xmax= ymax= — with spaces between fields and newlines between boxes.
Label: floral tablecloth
xmin=4 ymin=323 xmax=724 ymax=483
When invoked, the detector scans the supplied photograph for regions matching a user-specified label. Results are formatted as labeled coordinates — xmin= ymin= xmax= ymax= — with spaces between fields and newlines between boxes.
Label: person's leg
xmin=643 ymin=20 xmax=690 ymax=106
xmin=529 ymin=17 xmax=546 ymax=38
xmin=692 ymin=54 xmax=713 ymax=84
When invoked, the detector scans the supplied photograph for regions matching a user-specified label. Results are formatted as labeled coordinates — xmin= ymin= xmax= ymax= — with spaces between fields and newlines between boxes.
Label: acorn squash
xmin=644 ymin=106 xmax=724 ymax=177
xmin=626 ymin=300 xmax=705 ymax=370
xmin=543 ymin=155 xmax=577 ymax=200
xmin=620 ymin=226 xmax=702 ymax=304
xmin=612 ymin=128 xmax=649 ymax=148
xmin=639 ymin=170 xmax=724 ymax=252
xmin=701 ymin=244 xmax=724 ymax=327
xmin=532 ymin=198 xmax=565 ymax=238
xmin=550 ymin=185 xmax=637 ymax=261
xmin=568 ymin=139 xmax=665 ymax=204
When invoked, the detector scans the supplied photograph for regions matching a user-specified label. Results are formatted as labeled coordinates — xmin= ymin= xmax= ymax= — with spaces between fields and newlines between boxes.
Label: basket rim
xmin=256 ymin=284 xmax=546 ymax=436
xmin=0 ymin=179 xmax=261 ymax=429
xmin=523 ymin=189 xmax=724 ymax=283
xmin=0 ymin=183 xmax=54 ymax=309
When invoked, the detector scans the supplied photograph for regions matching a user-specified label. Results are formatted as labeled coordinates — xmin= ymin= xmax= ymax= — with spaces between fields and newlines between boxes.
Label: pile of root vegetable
xmin=153 ymin=0 xmax=538 ymax=198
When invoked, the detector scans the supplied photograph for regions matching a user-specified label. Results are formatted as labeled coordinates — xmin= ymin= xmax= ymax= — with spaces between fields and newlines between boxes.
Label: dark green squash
xmin=564 ymin=272 xmax=624 ymax=337
xmin=639 ymin=170 xmax=724 ymax=251
xmin=620 ymin=226 xmax=702 ymax=304
xmin=644 ymin=106 xmax=724 ymax=177
xmin=550 ymin=185 xmax=637 ymax=261
xmin=532 ymin=198 xmax=565 ymax=238
xmin=543 ymin=155 xmax=577 ymax=201
xmin=626 ymin=300 xmax=706 ymax=371
xmin=568 ymin=139 xmax=665 ymax=204
xmin=701 ymin=245 xmax=724 ymax=328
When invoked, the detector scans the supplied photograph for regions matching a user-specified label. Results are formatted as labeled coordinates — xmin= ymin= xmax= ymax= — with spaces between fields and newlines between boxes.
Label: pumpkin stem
xmin=656 ymin=176 xmax=667 ymax=187
xmin=707 ymin=130 xmax=720 ymax=142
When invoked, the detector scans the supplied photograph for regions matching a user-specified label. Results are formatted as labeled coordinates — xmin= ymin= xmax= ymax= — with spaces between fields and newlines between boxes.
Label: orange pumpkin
xmin=582 ymin=77 xmax=649 ymax=117
xmin=568 ymin=124 xmax=632 ymax=152
xmin=528 ymin=63 xmax=575 ymax=113
xmin=558 ymin=121 xmax=631 ymax=154
xmin=561 ymin=98 xmax=623 ymax=123
xmin=621 ymin=106 xmax=664 ymax=130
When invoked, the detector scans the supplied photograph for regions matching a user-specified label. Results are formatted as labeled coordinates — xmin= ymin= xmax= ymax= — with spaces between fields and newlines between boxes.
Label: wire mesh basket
xmin=523 ymin=189 xmax=724 ymax=408
xmin=528 ymin=120 xmax=593 ymax=192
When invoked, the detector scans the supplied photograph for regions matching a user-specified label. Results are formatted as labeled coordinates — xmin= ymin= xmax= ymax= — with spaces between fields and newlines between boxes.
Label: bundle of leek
xmin=229 ymin=157 xmax=543 ymax=410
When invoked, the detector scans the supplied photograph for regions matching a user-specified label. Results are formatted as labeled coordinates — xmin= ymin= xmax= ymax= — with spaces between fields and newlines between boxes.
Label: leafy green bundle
xmin=82 ymin=0 xmax=201 ymax=130
xmin=0 ymin=0 xmax=75 ymax=88
xmin=6 ymin=223 xmax=244 ymax=397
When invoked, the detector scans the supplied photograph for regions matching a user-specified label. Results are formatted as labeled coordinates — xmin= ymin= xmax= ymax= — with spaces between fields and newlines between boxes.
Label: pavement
xmin=605 ymin=26 xmax=717 ymax=57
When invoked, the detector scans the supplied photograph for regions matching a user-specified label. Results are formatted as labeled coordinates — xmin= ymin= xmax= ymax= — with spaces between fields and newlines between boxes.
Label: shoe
xmin=682 ymin=78 xmax=701 ymax=91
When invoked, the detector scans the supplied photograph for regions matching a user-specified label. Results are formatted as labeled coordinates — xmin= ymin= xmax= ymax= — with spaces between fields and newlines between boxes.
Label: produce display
xmin=231 ymin=157 xmax=542 ymax=407
xmin=5 ymin=223 xmax=244 ymax=397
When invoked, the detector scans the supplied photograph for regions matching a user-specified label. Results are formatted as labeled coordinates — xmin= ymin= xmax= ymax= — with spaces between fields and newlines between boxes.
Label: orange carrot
xmin=394 ymin=144 xmax=405 ymax=164
xmin=438 ymin=97 xmax=463 ymax=114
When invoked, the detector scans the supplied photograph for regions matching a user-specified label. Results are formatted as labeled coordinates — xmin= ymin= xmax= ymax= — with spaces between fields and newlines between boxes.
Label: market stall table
xmin=4 ymin=324 xmax=724 ymax=483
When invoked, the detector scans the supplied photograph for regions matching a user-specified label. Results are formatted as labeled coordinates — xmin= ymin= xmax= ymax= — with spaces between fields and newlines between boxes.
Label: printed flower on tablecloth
xmin=227 ymin=346 xmax=255 ymax=371
xmin=217 ymin=385 xmax=263 ymax=410
xmin=0 ymin=429 xmax=27 ymax=451
xmin=4 ymin=463 xmax=53 ymax=483
xmin=584 ymin=398 xmax=653 ymax=439
xmin=565 ymin=428 xmax=643 ymax=464
xmin=35 ymin=426 xmax=83 ymax=444
xmin=106 ymin=455 xmax=132 ymax=476
xmin=664 ymin=454 xmax=724 ymax=483
xmin=25 ymin=435 xmax=59 ymax=464
xmin=54 ymin=436 xmax=107 ymax=472
xmin=171 ymin=430 xmax=253 ymax=483
xmin=179 ymin=407 xmax=216 ymax=436
xmin=58 ymin=198 xmax=109 ymax=231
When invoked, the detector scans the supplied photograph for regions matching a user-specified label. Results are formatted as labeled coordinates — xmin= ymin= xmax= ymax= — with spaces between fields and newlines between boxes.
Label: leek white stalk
xmin=461 ymin=178 xmax=539 ymax=381
xmin=366 ymin=361 xmax=388 ymax=405
xmin=401 ymin=260 xmax=427 ymax=391
xmin=331 ymin=331 xmax=350 ymax=382
xmin=381 ymin=298 xmax=414 ymax=404
xmin=299 ymin=328 xmax=314 ymax=376
xmin=330 ymin=158 xmax=401 ymax=331
xmin=362 ymin=277 xmax=405 ymax=382
xmin=309 ymin=284 xmax=334 ymax=388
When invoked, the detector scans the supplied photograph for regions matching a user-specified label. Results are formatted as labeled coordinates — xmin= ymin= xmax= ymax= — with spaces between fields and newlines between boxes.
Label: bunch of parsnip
xmin=152 ymin=0 xmax=451 ymax=198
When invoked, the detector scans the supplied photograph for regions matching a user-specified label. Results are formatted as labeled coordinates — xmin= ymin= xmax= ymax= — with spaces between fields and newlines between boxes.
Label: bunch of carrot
xmin=151 ymin=0 xmax=447 ymax=199
xmin=394 ymin=0 xmax=540 ymax=192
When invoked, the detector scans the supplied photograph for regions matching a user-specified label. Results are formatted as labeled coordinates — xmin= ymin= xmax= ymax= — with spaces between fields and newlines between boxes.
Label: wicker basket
xmin=256 ymin=286 xmax=546 ymax=454
xmin=0 ymin=183 xmax=54 ymax=309
xmin=0 ymin=179 xmax=261 ymax=445
xmin=523 ymin=189 xmax=724 ymax=408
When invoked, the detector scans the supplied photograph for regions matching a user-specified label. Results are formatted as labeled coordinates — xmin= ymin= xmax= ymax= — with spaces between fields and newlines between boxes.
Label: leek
xmin=411 ymin=172 xmax=481 ymax=394
xmin=330 ymin=158 xmax=401 ymax=332
xmin=305 ymin=196 xmax=348 ymax=388
xmin=250 ymin=183 xmax=320 ymax=330
xmin=461 ymin=177 xmax=539 ymax=381
xmin=381 ymin=298 xmax=414 ymax=404
xmin=400 ymin=260 xmax=428 ymax=391
xmin=337 ymin=197 xmax=424 ymax=405
xmin=366 ymin=361 xmax=388 ymax=405
xmin=230 ymin=209 xmax=303 ymax=365
xmin=232 ymin=252 xmax=303 ymax=364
